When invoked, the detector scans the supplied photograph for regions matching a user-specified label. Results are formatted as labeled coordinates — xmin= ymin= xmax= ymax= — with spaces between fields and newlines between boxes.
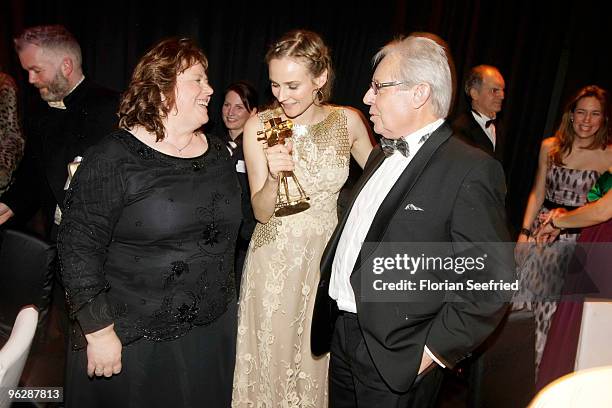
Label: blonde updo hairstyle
xmin=265 ymin=29 xmax=334 ymax=104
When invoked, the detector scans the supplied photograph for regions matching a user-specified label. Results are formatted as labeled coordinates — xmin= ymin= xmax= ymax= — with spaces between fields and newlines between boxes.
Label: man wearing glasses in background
xmin=452 ymin=65 xmax=506 ymax=161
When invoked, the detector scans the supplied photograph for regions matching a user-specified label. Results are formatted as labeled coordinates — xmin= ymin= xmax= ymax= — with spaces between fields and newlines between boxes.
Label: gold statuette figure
xmin=257 ymin=117 xmax=310 ymax=217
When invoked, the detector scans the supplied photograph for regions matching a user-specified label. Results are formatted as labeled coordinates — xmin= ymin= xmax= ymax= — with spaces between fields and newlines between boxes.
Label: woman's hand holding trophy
xmin=258 ymin=117 xmax=310 ymax=216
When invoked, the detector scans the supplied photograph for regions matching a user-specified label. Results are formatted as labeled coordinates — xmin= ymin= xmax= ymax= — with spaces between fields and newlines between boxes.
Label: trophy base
xmin=275 ymin=200 xmax=310 ymax=217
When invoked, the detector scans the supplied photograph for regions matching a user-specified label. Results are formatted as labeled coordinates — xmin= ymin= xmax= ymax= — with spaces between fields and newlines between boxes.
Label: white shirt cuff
xmin=425 ymin=345 xmax=446 ymax=368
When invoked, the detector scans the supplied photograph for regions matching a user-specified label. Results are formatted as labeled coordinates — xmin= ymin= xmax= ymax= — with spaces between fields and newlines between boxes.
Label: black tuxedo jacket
xmin=311 ymin=122 xmax=512 ymax=392
xmin=1 ymin=79 xmax=119 ymax=238
xmin=451 ymin=111 xmax=500 ymax=160
xmin=224 ymin=132 xmax=256 ymax=244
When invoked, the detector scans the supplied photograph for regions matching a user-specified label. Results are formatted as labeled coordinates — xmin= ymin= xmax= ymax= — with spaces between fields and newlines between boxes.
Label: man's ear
xmin=413 ymin=83 xmax=431 ymax=109
xmin=469 ymin=86 xmax=480 ymax=102
xmin=60 ymin=56 xmax=74 ymax=77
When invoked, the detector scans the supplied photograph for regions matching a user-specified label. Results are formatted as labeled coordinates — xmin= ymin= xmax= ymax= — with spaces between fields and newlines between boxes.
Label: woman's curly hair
xmin=119 ymin=38 xmax=208 ymax=141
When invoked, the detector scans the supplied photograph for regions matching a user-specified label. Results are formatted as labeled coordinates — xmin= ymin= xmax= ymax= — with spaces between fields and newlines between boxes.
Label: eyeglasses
xmin=370 ymin=80 xmax=409 ymax=95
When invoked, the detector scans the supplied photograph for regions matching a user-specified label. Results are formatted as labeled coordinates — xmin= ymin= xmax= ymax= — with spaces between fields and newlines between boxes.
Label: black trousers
xmin=329 ymin=312 xmax=443 ymax=408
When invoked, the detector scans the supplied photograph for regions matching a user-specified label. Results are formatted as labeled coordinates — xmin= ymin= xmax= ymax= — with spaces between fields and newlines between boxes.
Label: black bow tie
xmin=381 ymin=137 xmax=409 ymax=157
xmin=380 ymin=134 xmax=430 ymax=158
xmin=472 ymin=110 xmax=496 ymax=128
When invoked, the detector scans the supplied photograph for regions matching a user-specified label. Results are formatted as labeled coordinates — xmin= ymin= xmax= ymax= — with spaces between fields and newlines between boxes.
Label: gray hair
xmin=14 ymin=25 xmax=82 ymax=67
xmin=373 ymin=33 xmax=454 ymax=118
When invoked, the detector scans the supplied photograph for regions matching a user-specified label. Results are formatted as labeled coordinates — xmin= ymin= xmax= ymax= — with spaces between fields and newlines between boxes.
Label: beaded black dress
xmin=58 ymin=130 xmax=241 ymax=407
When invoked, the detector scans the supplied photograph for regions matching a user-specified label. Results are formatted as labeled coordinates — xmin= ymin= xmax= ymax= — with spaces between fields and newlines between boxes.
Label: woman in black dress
xmin=221 ymin=81 xmax=258 ymax=292
xmin=58 ymin=38 xmax=241 ymax=407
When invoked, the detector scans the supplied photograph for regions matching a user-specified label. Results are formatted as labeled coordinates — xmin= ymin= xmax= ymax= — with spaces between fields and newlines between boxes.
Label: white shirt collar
xmin=398 ymin=118 xmax=445 ymax=155
xmin=471 ymin=110 xmax=493 ymax=127
xmin=470 ymin=110 xmax=497 ymax=150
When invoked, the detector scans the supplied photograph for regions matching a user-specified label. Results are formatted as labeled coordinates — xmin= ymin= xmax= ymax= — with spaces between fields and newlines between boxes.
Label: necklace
xmin=165 ymin=133 xmax=195 ymax=154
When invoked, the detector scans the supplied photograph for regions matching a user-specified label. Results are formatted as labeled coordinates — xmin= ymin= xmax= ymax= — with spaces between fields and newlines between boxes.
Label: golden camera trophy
xmin=257 ymin=117 xmax=310 ymax=217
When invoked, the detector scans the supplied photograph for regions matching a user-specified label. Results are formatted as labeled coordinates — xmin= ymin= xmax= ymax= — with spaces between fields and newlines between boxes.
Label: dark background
xmin=1 ymin=0 xmax=611 ymax=232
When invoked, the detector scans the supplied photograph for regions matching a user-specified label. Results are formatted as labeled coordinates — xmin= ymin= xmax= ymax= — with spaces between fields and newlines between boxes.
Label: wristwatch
xmin=519 ymin=227 xmax=532 ymax=237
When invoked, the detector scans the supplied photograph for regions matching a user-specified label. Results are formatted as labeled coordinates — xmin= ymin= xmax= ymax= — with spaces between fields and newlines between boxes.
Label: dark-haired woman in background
xmin=231 ymin=29 xmax=373 ymax=407
xmin=514 ymin=85 xmax=612 ymax=376
xmin=222 ymin=81 xmax=258 ymax=292
xmin=59 ymin=38 xmax=240 ymax=407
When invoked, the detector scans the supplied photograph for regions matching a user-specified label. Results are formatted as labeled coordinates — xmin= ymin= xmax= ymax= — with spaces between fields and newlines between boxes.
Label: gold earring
xmin=313 ymin=88 xmax=324 ymax=105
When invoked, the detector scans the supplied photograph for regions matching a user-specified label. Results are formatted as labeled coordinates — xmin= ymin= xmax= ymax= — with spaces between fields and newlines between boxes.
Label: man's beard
xmin=39 ymin=69 xmax=71 ymax=102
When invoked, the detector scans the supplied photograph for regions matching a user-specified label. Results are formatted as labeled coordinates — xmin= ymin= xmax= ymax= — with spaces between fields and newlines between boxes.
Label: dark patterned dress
xmin=58 ymin=130 xmax=241 ymax=407
xmin=515 ymin=163 xmax=599 ymax=374
xmin=0 ymin=73 xmax=24 ymax=194
xmin=536 ymin=172 xmax=612 ymax=389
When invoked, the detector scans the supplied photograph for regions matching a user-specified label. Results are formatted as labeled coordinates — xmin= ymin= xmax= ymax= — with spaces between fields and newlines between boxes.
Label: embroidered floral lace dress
xmin=232 ymin=107 xmax=350 ymax=408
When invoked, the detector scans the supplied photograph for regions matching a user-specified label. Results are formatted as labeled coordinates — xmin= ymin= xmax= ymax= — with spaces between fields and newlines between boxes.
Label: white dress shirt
xmin=329 ymin=118 xmax=446 ymax=367
xmin=471 ymin=110 xmax=496 ymax=150
xmin=329 ymin=118 xmax=444 ymax=312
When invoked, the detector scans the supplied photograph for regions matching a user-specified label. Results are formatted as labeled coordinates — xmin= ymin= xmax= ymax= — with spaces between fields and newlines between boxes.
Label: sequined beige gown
xmin=232 ymin=107 xmax=350 ymax=408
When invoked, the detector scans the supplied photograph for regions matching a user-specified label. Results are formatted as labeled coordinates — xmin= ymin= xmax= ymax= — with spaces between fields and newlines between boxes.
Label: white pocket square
xmin=404 ymin=203 xmax=424 ymax=211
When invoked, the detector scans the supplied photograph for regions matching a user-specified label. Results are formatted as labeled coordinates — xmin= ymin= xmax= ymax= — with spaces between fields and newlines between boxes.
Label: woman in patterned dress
xmin=232 ymin=30 xmax=373 ymax=407
xmin=535 ymin=168 xmax=612 ymax=390
xmin=514 ymin=85 xmax=612 ymax=375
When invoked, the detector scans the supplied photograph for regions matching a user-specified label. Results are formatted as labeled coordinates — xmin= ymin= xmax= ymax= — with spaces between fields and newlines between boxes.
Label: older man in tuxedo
xmin=452 ymin=65 xmax=505 ymax=161
xmin=311 ymin=33 xmax=513 ymax=407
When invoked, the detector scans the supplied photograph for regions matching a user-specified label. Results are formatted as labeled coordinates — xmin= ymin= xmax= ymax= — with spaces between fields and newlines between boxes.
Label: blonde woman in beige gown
xmin=232 ymin=30 xmax=373 ymax=407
